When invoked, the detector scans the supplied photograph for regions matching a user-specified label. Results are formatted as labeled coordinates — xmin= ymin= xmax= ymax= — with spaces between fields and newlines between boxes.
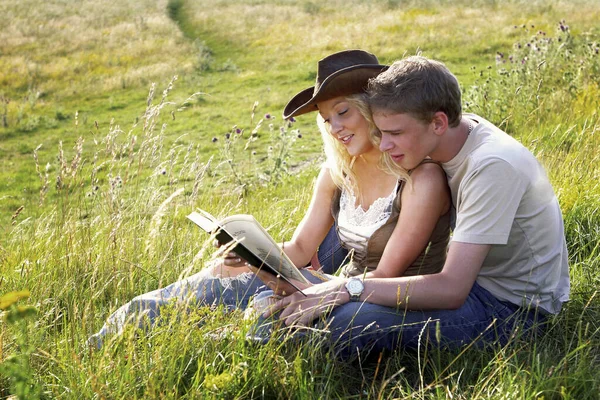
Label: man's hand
xmin=264 ymin=278 xmax=349 ymax=326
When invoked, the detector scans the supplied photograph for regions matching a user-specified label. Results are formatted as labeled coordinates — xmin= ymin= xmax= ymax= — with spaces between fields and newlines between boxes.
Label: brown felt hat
xmin=283 ymin=50 xmax=388 ymax=119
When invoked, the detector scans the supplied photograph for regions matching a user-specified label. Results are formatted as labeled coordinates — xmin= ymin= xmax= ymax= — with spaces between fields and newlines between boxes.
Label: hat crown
xmin=314 ymin=50 xmax=380 ymax=94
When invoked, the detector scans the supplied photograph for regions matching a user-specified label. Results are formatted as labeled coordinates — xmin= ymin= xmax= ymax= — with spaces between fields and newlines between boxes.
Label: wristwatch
xmin=345 ymin=277 xmax=364 ymax=302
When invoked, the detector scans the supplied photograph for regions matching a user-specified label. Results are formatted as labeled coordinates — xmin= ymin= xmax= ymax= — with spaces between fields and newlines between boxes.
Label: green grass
xmin=1 ymin=0 xmax=600 ymax=398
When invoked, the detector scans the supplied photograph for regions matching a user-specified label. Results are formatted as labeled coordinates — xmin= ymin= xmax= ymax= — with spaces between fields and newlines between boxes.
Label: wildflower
xmin=94 ymin=185 xmax=99 ymax=191
xmin=289 ymin=117 xmax=296 ymax=123
xmin=212 ymin=137 xmax=218 ymax=143
xmin=297 ymin=133 xmax=302 ymax=139
xmin=235 ymin=128 xmax=242 ymax=134
xmin=264 ymin=113 xmax=271 ymax=120
xmin=113 ymin=176 xmax=123 ymax=188
xmin=558 ymin=21 xmax=569 ymax=32
xmin=161 ymin=169 xmax=167 ymax=175
xmin=225 ymin=133 xmax=231 ymax=139
xmin=252 ymin=151 xmax=257 ymax=155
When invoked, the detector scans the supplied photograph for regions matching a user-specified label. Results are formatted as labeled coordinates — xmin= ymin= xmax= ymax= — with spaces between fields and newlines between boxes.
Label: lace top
xmin=337 ymin=181 xmax=399 ymax=262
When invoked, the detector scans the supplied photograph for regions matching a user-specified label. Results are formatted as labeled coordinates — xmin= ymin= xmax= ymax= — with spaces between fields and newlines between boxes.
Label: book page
xmin=220 ymin=215 xmax=309 ymax=284
xmin=187 ymin=210 xmax=219 ymax=233
xmin=187 ymin=211 xmax=308 ymax=285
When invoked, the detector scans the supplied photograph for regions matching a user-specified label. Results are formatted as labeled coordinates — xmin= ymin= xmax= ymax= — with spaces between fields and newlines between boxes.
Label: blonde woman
xmin=224 ymin=50 xmax=450 ymax=285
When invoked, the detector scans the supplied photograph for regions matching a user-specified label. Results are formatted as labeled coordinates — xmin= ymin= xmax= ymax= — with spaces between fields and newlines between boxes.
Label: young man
xmin=263 ymin=55 xmax=569 ymax=358
xmin=367 ymin=56 xmax=569 ymax=318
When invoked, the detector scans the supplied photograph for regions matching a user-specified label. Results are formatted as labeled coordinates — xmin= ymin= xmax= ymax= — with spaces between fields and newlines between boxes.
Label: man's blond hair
xmin=367 ymin=56 xmax=462 ymax=127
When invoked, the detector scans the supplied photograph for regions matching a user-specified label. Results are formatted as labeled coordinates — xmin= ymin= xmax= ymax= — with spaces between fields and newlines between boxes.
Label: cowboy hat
xmin=283 ymin=49 xmax=388 ymax=119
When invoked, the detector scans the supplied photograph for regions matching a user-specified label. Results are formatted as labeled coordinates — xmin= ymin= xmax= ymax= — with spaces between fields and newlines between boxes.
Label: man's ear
xmin=431 ymin=112 xmax=449 ymax=136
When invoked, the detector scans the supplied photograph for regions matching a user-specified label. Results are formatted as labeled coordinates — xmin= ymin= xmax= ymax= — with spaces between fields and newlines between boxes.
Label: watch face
xmin=347 ymin=279 xmax=363 ymax=294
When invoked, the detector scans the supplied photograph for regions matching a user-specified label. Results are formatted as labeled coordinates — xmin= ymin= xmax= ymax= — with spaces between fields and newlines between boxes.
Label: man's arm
xmin=268 ymin=242 xmax=491 ymax=326
xmin=360 ymin=242 xmax=491 ymax=309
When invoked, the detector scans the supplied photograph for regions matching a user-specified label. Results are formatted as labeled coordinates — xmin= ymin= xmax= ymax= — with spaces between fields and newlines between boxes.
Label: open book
xmin=187 ymin=209 xmax=308 ymax=295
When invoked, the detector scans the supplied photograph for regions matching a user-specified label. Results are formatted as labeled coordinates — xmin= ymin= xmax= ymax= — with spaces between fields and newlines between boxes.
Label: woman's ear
xmin=431 ymin=112 xmax=449 ymax=136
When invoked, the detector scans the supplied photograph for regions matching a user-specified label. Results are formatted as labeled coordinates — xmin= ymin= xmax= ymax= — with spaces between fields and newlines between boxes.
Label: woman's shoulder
xmin=316 ymin=165 xmax=339 ymax=193
xmin=401 ymin=161 xmax=450 ymax=213
xmin=409 ymin=160 xmax=446 ymax=182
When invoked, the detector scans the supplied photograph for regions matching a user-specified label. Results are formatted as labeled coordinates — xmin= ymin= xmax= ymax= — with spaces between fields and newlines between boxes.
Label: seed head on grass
xmin=11 ymin=205 xmax=24 ymax=225
xmin=145 ymin=187 xmax=185 ymax=255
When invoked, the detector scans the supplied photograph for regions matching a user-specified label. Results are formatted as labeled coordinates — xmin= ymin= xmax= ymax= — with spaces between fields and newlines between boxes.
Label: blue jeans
xmin=250 ymin=282 xmax=546 ymax=359
xmin=89 ymin=225 xmax=346 ymax=348
xmin=316 ymin=222 xmax=348 ymax=274
xmin=87 ymin=268 xmax=267 ymax=348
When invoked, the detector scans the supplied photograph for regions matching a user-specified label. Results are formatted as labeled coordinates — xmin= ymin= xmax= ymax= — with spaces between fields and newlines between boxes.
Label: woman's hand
xmin=213 ymin=239 xmax=249 ymax=268
xmin=246 ymin=265 xmax=312 ymax=296
xmin=264 ymin=278 xmax=349 ymax=326
xmin=221 ymin=251 xmax=250 ymax=268
xmin=214 ymin=240 xmax=313 ymax=294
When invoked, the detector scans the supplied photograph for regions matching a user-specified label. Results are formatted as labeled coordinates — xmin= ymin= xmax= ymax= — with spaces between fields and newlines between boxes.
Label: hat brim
xmin=283 ymin=64 xmax=388 ymax=119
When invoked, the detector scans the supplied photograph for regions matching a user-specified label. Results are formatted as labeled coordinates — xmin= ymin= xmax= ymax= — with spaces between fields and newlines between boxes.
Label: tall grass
xmin=1 ymin=0 xmax=600 ymax=398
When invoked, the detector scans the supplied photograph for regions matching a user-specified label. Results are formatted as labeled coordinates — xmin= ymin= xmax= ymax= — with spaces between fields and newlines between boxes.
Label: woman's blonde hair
xmin=317 ymin=94 xmax=410 ymax=196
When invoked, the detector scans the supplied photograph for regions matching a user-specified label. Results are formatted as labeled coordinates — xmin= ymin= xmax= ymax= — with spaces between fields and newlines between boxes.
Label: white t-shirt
xmin=442 ymin=114 xmax=570 ymax=314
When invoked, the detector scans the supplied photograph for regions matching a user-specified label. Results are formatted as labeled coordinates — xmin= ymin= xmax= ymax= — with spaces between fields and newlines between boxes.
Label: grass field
xmin=1 ymin=0 xmax=600 ymax=398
